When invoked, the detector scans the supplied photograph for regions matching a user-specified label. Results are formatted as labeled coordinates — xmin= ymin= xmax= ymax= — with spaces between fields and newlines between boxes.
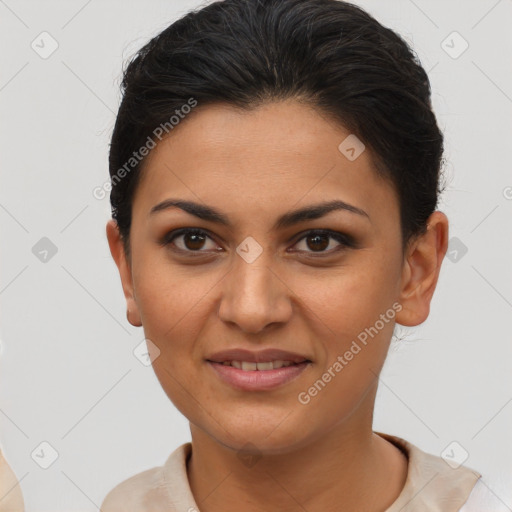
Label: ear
xmin=395 ymin=211 xmax=449 ymax=327
xmin=106 ymin=219 xmax=142 ymax=327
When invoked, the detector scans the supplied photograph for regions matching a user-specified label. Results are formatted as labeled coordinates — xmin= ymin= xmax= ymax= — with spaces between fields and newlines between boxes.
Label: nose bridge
xmin=218 ymin=247 xmax=291 ymax=333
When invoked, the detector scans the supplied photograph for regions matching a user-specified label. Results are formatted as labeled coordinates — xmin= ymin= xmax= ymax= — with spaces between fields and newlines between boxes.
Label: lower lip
xmin=207 ymin=361 xmax=311 ymax=391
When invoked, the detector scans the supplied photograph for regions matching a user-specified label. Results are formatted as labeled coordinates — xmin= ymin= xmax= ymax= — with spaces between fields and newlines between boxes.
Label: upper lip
xmin=206 ymin=348 xmax=311 ymax=364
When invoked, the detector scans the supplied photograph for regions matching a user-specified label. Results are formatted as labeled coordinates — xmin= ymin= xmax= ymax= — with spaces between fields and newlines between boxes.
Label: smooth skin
xmin=107 ymin=99 xmax=449 ymax=512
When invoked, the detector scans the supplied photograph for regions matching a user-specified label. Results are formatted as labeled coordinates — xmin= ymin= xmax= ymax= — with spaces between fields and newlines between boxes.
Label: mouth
xmin=205 ymin=348 xmax=312 ymax=390
xmin=208 ymin=359 xmax=310 ymax=371
xmin=206 ymin=359 xmax=312 ymax=391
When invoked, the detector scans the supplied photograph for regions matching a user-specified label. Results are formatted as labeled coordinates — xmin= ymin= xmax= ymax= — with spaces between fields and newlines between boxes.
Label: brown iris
xmin=306 ymin=233 xmax=330 ymax=252
xmin=183 ymin=232 xmax=207 ymax=250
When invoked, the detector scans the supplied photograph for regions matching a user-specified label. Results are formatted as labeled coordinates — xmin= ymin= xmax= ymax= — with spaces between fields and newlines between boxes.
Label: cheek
xmin=288 ymin=255 xmax=399 ymax=394
xmin=289 ymin=254 xmax=400 ymax=338
xmin=293 ymin=277 xmax=397 ymax=434
xmin=136 ymin=267 xmax=212 ymax=416
xmin=132 ymin=250 xmax=216 ymax=338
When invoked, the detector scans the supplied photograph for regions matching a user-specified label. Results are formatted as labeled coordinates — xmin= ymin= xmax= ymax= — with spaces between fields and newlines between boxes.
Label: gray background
xmin=1 ymin=0 xmax=511 ymax=510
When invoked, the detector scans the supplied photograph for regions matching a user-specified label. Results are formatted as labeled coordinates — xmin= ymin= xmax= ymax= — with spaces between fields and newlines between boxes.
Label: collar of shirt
xmin=101 ymin=432 xmax=482 ymax=512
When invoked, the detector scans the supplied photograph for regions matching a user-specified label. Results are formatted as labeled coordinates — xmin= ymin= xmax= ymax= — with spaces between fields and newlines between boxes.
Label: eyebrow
xmin=149 ymin=198 xmax=370 ymax=230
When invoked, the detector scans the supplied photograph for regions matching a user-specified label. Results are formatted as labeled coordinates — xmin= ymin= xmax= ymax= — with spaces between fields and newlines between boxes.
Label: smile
xmin=219 ymin=360 xmax=299 ymax=370
xmin=207 ymin=360 xmax=311 ymax=390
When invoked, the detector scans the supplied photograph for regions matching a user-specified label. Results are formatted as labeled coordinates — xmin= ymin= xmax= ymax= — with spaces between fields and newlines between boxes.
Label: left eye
xmin=292 ymin=230 xmax=352 ymax=254
xmin=162 ymin=228 xmax=353 ymax=254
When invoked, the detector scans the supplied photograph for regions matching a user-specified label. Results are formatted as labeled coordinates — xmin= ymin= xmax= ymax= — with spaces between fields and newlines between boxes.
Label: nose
xmin=218 ymin=252 xmax=293 ymax=335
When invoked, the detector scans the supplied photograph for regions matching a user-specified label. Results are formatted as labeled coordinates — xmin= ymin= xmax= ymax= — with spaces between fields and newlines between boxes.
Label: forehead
xmin=132 ymin=100 xmax=399 ymax=229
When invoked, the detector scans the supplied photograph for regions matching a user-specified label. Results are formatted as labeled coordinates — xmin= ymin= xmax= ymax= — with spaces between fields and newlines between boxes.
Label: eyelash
xmin=160 ymin=228 xmax=356 ymax=257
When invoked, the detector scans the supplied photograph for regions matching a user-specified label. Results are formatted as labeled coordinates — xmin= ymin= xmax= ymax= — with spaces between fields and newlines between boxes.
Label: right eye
xmin=161 ymin=228 xmax=223 ymax=254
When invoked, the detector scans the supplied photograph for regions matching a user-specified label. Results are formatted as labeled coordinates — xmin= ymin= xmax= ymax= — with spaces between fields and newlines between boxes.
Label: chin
xmin=205 ymin=415 xmax=314 ymax=456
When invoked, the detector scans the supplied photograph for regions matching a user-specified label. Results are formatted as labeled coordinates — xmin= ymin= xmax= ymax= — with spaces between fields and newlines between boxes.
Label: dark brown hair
xmin=109 ymin=0 xmax=445 ymax=257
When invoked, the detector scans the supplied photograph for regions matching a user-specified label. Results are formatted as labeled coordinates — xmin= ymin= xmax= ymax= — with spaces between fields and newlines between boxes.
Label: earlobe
xmin=395 ymin=211 xmax=449 ymax=327
xmin=105 ymin=220 xmax=142 ymax=327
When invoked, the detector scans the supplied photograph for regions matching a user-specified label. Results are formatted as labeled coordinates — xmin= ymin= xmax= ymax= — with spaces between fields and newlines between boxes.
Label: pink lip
xmin=207 ymin=361 xmax=311 ymax=391
xmin=206 ymin=348 xmax=310 ymax=364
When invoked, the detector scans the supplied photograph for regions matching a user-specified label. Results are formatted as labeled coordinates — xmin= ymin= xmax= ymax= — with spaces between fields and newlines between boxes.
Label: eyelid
xmin=161 ymin=227 xmax=356 ymax=255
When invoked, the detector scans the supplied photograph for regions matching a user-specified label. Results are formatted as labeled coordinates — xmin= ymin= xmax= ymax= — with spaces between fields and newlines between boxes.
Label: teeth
xmin=255 ymin=361 xmax=273 ymax=371
xmin=224 ymin=360 xmax=297 ymax=370
xmin=271 ymin=360 xmax=293 ymax=369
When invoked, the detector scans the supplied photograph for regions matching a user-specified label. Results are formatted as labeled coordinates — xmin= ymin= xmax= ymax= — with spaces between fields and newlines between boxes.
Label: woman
xmin=101 ymin=0 xmax=495 ymax=510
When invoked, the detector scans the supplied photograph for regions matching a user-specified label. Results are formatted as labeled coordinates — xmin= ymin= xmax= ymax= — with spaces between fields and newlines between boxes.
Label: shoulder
xmin=459 ymin=477 xmax=511 ymax=512
xmin=377 ymin=432 xmax=511 ymax=512
xmin=100 ymin=465 xmax=169 ymax=512
xmin=100 ymin=443 xmax=193 ymax=512
xmin=0 ymin=449 xmax=25 ymax=511
xmin=376 ymin=432 xmax=481 ymax=511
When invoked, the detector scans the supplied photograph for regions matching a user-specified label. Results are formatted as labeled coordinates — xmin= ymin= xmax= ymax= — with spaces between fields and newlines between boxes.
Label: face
xmin=107 ymin=99 xmax=447 ymax=455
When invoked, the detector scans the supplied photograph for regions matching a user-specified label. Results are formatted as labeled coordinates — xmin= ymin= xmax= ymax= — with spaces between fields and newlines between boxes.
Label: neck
xmin=186 ymin=386 xmax=408 ymax=512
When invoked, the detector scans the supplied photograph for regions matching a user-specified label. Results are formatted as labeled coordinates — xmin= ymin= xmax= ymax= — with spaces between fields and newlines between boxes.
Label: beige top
xmin=0 ymin=449 xmax=24 ymax=512
xmin=101 ymin=431 xmax=488 ymax=511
